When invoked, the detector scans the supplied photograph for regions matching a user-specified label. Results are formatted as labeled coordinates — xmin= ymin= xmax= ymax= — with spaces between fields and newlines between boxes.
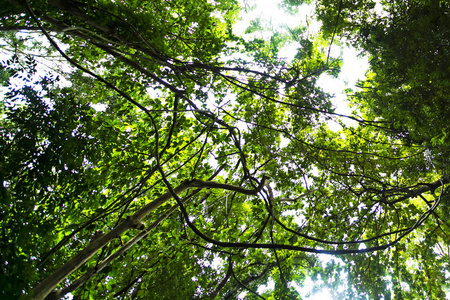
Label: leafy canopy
xmin=1 ymin=0 xmax=449 ymax=299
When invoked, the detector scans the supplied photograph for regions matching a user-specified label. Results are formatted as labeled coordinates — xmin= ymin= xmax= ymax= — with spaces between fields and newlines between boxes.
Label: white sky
xmin=234 ymin=0 xmax=369 ymax=131
xmin=235 ymin=2 xmax=449 ymax=299
xmin=234 ymin=1 xmax=367 ymax=299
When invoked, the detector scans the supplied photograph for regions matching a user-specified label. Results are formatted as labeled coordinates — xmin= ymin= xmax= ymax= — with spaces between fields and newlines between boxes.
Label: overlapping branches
xmin=4 ymin=0 xmax=449 ymax=299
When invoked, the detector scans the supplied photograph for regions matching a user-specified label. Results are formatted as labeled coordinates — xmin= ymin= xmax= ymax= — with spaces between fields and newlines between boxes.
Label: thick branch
xmin=30 ymin=178 xmax=266 ymax=300
xmin=388 ymin=175 xmax=450 ymax=204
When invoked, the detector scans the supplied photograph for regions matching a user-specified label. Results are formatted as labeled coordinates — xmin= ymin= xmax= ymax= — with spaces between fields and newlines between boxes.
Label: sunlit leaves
xmin=1 ymin=0 xmax=450 ymax=299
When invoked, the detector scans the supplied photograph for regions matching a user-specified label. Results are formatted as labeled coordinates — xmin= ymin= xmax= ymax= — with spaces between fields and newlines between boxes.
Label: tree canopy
xmin=1 ymin=0 xmax=449 ymax=299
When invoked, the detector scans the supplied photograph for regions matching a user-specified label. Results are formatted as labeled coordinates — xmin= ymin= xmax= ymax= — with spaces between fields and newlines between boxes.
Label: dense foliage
xmin=1 ymin=0 xmax=449 ymax=299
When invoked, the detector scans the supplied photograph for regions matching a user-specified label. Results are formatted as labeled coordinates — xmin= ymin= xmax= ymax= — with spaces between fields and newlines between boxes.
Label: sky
xmin=233 ymin=3 xmax=450 ymax=300
xmin=233 ymin=1 xmax=369 ymax=298
xmin=233 ymin=0 xmax=370 ymax=132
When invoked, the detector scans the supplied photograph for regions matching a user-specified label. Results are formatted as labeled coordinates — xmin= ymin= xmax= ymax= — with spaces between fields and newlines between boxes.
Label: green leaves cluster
xmin=1 ymin=0 xmax=449 ymax=299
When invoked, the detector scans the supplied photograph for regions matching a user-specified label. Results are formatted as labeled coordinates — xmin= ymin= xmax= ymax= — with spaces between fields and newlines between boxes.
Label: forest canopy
xmin=1 ymin=0 xmax=449 ymax=299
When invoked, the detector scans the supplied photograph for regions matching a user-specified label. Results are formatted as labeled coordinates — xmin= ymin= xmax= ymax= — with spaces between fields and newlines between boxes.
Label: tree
xmin=1 ymin=0 xmax=449 ymax=299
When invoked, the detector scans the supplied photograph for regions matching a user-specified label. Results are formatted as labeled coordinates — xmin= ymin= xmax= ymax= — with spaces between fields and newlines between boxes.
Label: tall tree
xmin=1 ymin=0 xmax=449 ymax=299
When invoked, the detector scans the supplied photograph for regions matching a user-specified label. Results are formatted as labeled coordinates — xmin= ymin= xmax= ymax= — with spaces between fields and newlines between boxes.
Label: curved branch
xmin=30 ymin=174 xmax=268 ymax=299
